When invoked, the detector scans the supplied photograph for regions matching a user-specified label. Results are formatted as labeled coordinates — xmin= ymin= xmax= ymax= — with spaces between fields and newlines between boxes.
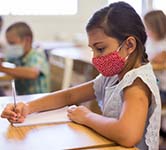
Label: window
xmin=0 ymin=0 xmax=77 ymax=15
xmin=108 ymin=0 xmax=142 ymax=15
xmin=153 ymin=0 xmax=166 ymax=13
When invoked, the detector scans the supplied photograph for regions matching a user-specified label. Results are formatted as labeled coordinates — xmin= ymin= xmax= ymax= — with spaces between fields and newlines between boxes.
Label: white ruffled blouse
xmin=93 ymin=63 xmax=161 ymax=150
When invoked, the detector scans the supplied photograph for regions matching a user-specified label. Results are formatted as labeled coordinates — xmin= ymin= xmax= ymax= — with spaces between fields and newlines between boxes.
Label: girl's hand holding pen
xmin=67 ymin=105 xmax=92 ymax=125
xmin=1 ymin=102 xmax=29 ymax=123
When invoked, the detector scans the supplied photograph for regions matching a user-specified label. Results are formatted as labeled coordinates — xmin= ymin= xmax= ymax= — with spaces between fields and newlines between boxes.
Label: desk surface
xmin=33 ymin=41 xmax=76 ymax=50
xmin=0 ymin=94 xmax=137 ymax=150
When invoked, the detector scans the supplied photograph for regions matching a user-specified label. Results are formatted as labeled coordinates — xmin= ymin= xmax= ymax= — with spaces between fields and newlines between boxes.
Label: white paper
xmin=13 ymin=106 xmax=70 ymax=127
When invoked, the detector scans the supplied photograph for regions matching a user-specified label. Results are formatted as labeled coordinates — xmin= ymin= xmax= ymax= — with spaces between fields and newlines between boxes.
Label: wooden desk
xmin=0 ymin=62 xmax=14 ymax=87
xmin=50 ymin=47 xmax=92 ymax=64
xmin=0 ymin=94 xmax=137 ymax=150
xmin=33 ymin=41 xmax=76 ymax=51
xmin=85 ymin=147 xmax=138 ymax=150
xmin=0 ymin=62 xmax=15 ymax=81
xmin=152 ymin=63 xmax=166 ymax=71
xmin=0 ymin=72 xmax=13 ymax=81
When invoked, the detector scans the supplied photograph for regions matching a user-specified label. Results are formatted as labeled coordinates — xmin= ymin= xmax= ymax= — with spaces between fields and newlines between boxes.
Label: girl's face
xmin=88 ymin=28 xmax=139 ymax=77
xmin=87 ymin=28 xmax=126 ymax=58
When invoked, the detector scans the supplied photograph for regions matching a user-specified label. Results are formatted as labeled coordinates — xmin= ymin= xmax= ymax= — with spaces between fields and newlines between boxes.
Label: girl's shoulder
xmin=122 ymin=63 xmax=154 ymax=82
xmin=118 ymin=63 xmax=158 ymax=95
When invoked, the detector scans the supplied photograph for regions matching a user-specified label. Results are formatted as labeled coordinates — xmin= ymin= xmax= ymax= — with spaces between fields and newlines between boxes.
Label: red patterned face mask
xmin=92 ymin=48 xmax=126 ymax=77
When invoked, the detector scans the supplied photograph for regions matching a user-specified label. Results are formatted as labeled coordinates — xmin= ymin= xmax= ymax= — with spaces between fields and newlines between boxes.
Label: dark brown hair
xmin=86 ymin=2 xmax=148 ymax=71
xmin=144 ymin=10 xmax=166 ymax=40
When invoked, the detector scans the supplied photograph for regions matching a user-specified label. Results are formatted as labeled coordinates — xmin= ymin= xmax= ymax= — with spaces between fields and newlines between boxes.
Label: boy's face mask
xmin=3 ymin=44 xmax=24 ymax=59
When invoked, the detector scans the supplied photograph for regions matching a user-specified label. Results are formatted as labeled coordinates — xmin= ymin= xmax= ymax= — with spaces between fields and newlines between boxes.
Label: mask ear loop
xmin=116 ymin=42 xmax=129 ymax=61
xmin=116 ymin=44 xmax=123 ymax=52
xmin=125 ymin=55 xmax=129 ymax=61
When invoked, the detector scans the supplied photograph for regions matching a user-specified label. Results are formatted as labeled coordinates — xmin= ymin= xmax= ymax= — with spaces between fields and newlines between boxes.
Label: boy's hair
xmin=86 ymin=2 xmax=148 ymax=71
xmin=6 ymin=22 xmax=33 ymax=42
xmin=144 ymin=10 xmax=166 ymax=40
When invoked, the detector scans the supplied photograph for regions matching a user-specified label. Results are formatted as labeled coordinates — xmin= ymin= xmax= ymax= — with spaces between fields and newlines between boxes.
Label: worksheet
xmin=13 ymin=106 xmax=71 ymax=127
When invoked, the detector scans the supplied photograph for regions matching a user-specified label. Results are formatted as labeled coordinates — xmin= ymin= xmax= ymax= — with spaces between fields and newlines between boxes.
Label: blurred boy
xmin=0 ymin=22 xmax=50 ymax=95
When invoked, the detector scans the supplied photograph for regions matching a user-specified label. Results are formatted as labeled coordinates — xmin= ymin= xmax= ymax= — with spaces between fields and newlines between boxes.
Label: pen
xmin=11 ymin=80 xmax=17 ymax=110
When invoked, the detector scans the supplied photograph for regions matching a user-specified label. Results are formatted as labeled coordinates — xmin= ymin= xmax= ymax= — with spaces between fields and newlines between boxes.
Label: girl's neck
xmin=118 ymin=59 xmax=142 ymax=81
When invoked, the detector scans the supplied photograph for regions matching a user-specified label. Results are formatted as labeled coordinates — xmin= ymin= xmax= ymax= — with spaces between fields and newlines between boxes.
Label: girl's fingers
xmin=1 ymin=103 xmax=26 ymax=119
xmin=8 ymin=116 xmax=25 ymax=123
xmin=67 ymin=105 xmax=77 ymax=112
xmin=15 ymin=102 xmax=25 ymax=117
xmin=15 ymin=102 xmax=28 ymax=118
xmin=1 ymin=108 xmax=17 ymax=118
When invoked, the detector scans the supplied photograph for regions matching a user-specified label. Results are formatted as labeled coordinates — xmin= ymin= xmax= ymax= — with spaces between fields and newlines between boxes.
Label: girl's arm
xmin=68 ymin=78 xmax=150 ymax=147
xmin=28 ymin=81 xmax=95 ymax=113
xmin=1 ymin=81 xmax=96 ymax=122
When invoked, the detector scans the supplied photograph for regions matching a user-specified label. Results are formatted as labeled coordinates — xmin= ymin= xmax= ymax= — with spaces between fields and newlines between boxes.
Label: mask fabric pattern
xmin=92 ymin=51 xmax=126 ymax=77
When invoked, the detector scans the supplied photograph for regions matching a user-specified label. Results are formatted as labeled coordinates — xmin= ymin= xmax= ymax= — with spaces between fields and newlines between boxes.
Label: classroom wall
xmin=1 ymin=0 xmax=107 ymax=42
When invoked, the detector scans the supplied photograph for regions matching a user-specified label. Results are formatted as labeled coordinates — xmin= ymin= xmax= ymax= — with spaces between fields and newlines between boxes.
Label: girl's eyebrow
xmin=88 ymin=41 xmax=103 ymax=48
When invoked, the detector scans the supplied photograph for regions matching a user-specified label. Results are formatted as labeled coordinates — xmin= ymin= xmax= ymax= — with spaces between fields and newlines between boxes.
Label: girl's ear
xmin=125 ymin=36 xmax=137 ymax=55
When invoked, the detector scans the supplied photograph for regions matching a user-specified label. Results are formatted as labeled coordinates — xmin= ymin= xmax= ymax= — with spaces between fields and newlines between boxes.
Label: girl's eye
xmin=97 ymin=47 xmax=105 ymax=52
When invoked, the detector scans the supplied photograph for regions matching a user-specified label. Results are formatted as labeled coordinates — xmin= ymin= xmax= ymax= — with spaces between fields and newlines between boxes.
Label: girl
xmin=1 ymin=2 xmax=161 ymax=150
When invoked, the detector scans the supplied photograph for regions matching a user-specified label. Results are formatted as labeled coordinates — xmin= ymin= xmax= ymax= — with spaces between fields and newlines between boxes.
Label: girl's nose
xmin=92 ymin=51 xmax=99 ymax=58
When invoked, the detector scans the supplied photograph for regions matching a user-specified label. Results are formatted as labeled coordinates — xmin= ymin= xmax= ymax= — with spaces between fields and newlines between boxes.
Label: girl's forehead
xmin=88 ymin=28 xmax=107 ymax=38
xmin=88 ymin=29 xmax=109 ymax=42
xmin=87 ymin=28 xmax=116 ymax=46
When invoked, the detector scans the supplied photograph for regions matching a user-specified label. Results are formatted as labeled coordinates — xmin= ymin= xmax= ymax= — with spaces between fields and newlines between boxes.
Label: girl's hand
xmin=67 ymin=105 xmax=92 ymax=125
xmin=1 ymin=102 xmax=29 ymax=123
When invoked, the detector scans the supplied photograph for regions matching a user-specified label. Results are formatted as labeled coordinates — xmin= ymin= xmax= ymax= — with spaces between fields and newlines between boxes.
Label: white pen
xmin=11 ymin=80 xmax=17 ymax=110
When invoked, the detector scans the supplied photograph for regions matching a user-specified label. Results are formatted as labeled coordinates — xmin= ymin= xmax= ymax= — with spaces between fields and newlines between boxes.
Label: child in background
xmin=0 ymin=16 xmax=3 ymax=48
xmin=1 ymin=2 xmax=161 ymax=150
xmin=144 ymin=10 xmax=166 ymax=105
xmin=0 ymin=16 xmax=6 ymax=96
xmin=0 ymin=22 xmax=50 ymax=95
xmin=144 ymin=10 xmax=166 ymax=142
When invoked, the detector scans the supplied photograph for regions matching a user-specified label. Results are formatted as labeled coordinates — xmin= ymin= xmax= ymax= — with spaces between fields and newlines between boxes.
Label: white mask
xmin=3 ymin=44 xmax=24 ymax=59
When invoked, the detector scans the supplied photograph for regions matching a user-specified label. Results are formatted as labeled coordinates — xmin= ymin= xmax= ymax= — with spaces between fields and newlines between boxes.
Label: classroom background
xmin=0 ymin=0 xmax=165 ymax=90
xmin=0 ymin=0 xmax=166 ymax=149
xmin=0 ymin=0 xmax=165 ymax=43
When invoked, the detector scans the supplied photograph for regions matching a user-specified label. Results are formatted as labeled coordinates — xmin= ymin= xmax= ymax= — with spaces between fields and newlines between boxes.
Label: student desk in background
xmin=0 ymin=94 xmax=137 ymax=150
xmin=33 ymin=41 xmax=76 ymax=60
xmin=0 ymin=72 xmax=13 ymax=81
xmin=33 ymin=41 xmax=76 ymax=51
xmin=0 ymin=62 xmax=14 ymax=87
xmin=49 ymin=47 xmax=98 ymax=91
